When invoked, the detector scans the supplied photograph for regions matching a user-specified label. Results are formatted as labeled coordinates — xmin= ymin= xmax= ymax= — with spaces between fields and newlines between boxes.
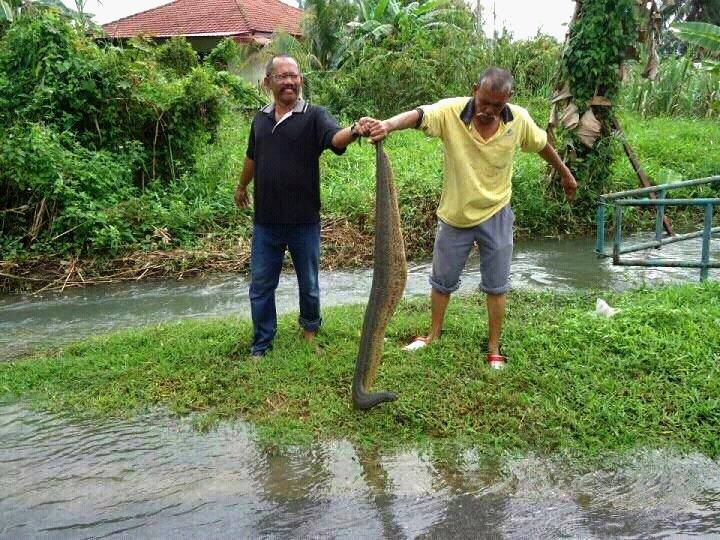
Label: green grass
xmin=317 ymin=108 xmax=720 ymax=242
xmin=611 ymin=114 xmax=720 ymax=189
xmin=2 ymin=282 xmax=719 ymax=458
xmin=4 ymin=106 xmax=718 ymax=266
xmin=164 ymin=106 xmax=720 ymax=253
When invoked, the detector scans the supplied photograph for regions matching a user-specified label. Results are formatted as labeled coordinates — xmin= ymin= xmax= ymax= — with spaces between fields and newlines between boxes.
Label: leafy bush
xmin=488 ymin=33 xmax=561 ymax=98
xmin=0 ymin=11 xmax=264 ymax=258
xmin=305 ymin=26 xmax=563 ymax=120
xmin=0 ymin=124 xmax=144 ymax=255
xmin=205 ymin=37 xmax=242 ymax=71
xmin=307 ymin=25 xmax=483 ymax=118
xmin=156 ymin=36 xmax=199 ymax=76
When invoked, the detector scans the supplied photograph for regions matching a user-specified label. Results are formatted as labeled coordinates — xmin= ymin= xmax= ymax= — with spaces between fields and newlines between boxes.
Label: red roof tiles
xmin=102 ymin=0 xmax=303 ymax=39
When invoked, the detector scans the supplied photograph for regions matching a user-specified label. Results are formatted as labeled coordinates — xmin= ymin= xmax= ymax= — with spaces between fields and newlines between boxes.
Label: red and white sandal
xmin=487 ymin=353 xmax=508 ymax=369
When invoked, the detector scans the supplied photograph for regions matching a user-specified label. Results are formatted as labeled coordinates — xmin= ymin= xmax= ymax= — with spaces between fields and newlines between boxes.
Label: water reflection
xmin=1 ymin=403 xmax=719 ymax=538
xmin=2 ymin=237 xmax=719 ymax=537
xmin=1 ymin=236 xmax=717 ymax=361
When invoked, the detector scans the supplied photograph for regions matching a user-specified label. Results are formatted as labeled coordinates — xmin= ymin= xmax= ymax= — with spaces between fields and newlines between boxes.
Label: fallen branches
xmin=0 ymin=219 xmax=397 ymax=294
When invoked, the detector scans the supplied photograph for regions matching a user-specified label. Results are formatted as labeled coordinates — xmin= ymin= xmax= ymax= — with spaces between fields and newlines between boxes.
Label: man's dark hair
xmin=477 ymin=67 xmax=514 ymax=94
xmin=265 ymin=54 xmax=300 ymax=77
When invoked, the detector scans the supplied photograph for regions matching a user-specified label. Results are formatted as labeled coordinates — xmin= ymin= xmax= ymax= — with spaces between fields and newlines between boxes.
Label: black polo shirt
xmin=246 ymin=99 xmax=345 ymax=224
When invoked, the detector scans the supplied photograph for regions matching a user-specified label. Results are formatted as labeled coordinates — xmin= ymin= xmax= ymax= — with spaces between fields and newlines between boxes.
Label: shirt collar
xmin=261 ymin=98 xmax=308 ymax=116
xmin=459 ymin=98 xmax=514 ymax=125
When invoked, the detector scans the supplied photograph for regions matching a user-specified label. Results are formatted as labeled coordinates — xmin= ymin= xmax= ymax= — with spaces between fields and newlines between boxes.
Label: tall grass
xmin=621 ymin=55 xmax=720 ymax=118
xmin=171 ymin=107 xmax=720 ymax=255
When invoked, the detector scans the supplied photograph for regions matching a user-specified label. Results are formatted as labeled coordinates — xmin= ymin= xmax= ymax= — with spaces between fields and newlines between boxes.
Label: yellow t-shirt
xmin=420 ymin=97 xmax=547 ymax=228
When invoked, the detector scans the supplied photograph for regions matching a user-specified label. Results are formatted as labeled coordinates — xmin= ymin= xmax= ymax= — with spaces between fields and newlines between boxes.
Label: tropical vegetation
xmin=0 ymin=9 xmax=264 ymax=265
xmin=0 ymin=0 xmax=718 ymax=290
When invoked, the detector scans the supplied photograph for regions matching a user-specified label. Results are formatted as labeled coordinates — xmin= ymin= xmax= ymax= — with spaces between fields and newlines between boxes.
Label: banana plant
xmin=660 ymin=0 xmax=720 ymax=26
xmin=0 ymin=0 xmax=20 ymax=22
xmin=672 ymin=21 xmax=720 ymax=73
xmin=334 ymin=0 xmax=459 ymax=68
xmin=0 ymin=0 xmax=79 ymax=23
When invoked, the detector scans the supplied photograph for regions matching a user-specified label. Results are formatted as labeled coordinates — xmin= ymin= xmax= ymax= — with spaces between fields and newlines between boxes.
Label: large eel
xmin=352 ymin=141 xmax=407 ymax=410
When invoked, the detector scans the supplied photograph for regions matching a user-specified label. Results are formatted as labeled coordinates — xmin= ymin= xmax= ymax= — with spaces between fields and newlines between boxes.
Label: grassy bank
xmin=3 ymin=108 xmax=719 ymax=293
xmin=2 ymin=282 xmax=719 ymax=458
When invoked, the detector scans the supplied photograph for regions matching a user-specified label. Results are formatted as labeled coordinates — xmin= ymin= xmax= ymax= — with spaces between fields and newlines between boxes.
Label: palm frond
xmin=414 ymin=0 xmax=448 ymax=17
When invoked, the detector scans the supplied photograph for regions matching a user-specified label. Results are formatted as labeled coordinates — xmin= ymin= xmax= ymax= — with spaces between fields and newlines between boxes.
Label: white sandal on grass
xmin=402 ymin=336 xmax=430 ymax=351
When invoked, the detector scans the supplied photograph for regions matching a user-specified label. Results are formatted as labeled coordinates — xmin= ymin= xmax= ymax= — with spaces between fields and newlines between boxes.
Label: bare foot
xmin=302 ymin=330 xmax=323 ymax=356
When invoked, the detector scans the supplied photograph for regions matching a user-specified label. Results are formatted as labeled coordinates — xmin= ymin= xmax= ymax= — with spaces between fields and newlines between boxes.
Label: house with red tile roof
xmin=102 ymin=0 xmax=304 ymax=53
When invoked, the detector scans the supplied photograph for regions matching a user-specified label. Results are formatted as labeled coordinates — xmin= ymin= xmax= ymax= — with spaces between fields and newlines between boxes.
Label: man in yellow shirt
xmin=364 ymin=67 xmax=577 ymax=368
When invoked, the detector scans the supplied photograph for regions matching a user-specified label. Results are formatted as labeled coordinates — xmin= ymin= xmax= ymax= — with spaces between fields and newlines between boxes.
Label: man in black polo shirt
xmin=234 ymin=54 xmax=367 ymax=357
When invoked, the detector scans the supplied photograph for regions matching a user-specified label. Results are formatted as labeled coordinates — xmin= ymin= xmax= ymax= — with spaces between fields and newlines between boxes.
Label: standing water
xmin=1 ymin=236 xmax=717 ymax=361
xmin=2 ymin=403 xmax=720 ymax=538
xmin=1 ymin=235 xmax=719 ymax=538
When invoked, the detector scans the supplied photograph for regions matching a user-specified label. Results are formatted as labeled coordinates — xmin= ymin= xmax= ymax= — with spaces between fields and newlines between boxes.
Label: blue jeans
xmin=249 ymin=223 xmax=322 ymax=355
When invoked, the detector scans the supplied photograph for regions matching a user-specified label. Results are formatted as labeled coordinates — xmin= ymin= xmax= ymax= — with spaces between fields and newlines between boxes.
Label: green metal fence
xmin=596 ymin=175 xmax=720 ymax=281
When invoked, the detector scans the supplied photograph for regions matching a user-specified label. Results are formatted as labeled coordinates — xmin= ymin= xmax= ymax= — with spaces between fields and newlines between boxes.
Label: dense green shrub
xmin=0 ymin=124 xmax=144 ymax=256
xmin=0 ymin=11 xmax=107 ymax=137
xmin=306 ymin=28 xmax=562 ymax=120
xmin=488 ymin=33 xmax=561 ymax=98
xmin=307 ymin=26 xmax=483 ymax=118
xmin=0 ymin=11 xmax=264 ymax=258
xmin=205 ymin=37 xmax=242 ymax=71
xmin=156 ymin=36 xmax=198 ymax=76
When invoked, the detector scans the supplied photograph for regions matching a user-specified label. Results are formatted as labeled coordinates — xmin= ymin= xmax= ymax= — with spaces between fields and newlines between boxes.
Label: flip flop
xmin=487 ymin=353 xmax=507 ymax=369
xmin=402 ymin=336 xmax=430 ymax=351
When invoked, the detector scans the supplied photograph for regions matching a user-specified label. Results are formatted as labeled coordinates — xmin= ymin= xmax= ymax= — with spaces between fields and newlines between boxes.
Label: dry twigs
xmin=1 ymin=219 xmax=384 ymax=294
xmin=0 ymin=248 xmax=252 ymax=294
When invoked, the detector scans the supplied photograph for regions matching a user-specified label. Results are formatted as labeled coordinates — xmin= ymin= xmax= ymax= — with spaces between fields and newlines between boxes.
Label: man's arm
xmin=234 ymin=157 xmax=255 ymax=209
xmin=330 ymin=122 xmax=367 ymax=150
xmin=538 ymin=143 xmax=578 ymax=201
xmin=365 ymin=110 xmax=421 ymax=142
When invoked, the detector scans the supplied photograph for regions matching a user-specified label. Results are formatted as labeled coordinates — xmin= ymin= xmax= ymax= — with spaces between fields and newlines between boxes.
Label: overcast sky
xmin=62 ymin=0 xmax=575 ymax=41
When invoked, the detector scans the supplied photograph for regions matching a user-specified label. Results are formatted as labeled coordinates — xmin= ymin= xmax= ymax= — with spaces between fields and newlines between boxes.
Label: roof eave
xmin=102 ymin=30 xmax=301 ymax=39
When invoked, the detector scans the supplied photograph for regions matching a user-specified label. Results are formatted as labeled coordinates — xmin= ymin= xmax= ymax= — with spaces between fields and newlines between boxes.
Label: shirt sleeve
xmin=518 ymin=109 xmax=548 ymax=153
xmin=315 ymin=107 xmax=345 ymax=156
xmin=418 ymin=99 xmax=451 ymax=139
xmin=246 ymin=117 xmax=256 ymax=160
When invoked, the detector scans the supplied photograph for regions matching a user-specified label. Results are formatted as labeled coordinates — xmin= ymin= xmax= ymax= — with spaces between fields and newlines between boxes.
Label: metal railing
xmin=596 ymin=175 xmax=720 ymax=281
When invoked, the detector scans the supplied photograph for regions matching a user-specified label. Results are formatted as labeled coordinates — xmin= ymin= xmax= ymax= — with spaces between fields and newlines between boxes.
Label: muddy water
xmin=1 ymin=235 xmax=718 ymax=361
xmin=2 ymin=402 xmax=719 ymax=538
xmin=2 ymin=235 xmax=719 ymax=538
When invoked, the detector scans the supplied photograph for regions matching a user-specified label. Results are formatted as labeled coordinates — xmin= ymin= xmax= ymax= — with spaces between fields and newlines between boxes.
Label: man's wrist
xmin=349 ymin=121 xmax=359 ymax=138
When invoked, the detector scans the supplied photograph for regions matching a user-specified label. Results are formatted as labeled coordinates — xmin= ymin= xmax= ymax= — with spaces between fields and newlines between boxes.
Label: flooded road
xmin=2 ymin=402 xmax=719 ymax=538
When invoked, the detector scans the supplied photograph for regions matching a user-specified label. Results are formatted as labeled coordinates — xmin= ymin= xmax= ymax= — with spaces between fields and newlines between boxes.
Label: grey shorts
xmin=430 ymin=204 xmax=514 ymax=295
